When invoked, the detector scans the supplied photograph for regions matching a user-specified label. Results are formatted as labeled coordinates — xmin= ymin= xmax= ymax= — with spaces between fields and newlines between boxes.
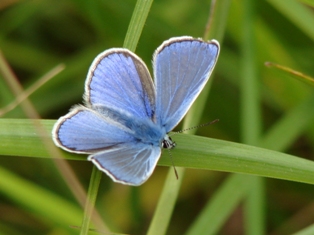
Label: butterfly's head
xmin=162 ymin=135 xmax=176 ymax=149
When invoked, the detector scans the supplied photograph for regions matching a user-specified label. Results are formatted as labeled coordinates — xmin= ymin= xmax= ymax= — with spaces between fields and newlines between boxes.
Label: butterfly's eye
xmin=162 ymin=135 xmax=176 ymax=149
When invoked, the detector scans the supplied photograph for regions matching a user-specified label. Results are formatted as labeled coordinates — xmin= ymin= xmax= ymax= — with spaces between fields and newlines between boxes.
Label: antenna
xmin=169 ymin=119 xmax=219 ymax=136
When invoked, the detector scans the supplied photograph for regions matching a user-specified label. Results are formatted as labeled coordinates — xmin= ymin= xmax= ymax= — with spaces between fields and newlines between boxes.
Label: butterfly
xmin=52 ymin=36 xmax=220 ymax=186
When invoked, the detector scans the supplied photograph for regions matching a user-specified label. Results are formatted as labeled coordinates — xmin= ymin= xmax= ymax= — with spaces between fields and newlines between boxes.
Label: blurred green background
xmin=1 ymin=0 xmax=314 ymax=234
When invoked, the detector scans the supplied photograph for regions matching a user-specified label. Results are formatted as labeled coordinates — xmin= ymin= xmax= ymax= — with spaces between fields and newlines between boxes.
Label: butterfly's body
xmin=93 ymin=105 xmax=167 ymax=149
xmin=53 ymin=36 xmax=219 ymax=185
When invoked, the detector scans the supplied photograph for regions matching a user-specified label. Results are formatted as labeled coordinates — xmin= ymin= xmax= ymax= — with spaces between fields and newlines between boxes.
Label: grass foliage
xmin=1 ymin=0 xmax=314 ymax=234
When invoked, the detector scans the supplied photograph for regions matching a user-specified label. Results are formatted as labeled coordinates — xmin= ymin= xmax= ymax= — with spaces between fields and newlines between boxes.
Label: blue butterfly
xmin=52 ymin=36 xmax=220 ymax=186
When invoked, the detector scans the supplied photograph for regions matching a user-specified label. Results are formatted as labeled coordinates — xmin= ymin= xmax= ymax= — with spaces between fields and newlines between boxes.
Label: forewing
xmin=85 ymin=49 xmax=156 ymax=119
xmin=153 ymin=36 xmax=220 ymax=131
xmin=52 ymin=106 xmax=136 ymax=154
xmin=89 ymin=143 xmax=161 ymax=186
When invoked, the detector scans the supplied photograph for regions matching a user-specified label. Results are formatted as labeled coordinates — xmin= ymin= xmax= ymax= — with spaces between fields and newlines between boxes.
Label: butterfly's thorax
xmin=133 ymin=119 xmax=166 ymax=147
xmin=95 ymin=105 xmax=166 ymax=147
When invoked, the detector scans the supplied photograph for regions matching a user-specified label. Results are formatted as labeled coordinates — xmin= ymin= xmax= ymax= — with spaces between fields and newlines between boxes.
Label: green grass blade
xmin=297 ymin=0 xmax=314 ymax=7
xmin=0 ymin=165 xmax=82 ymax=233
xmin=147 ymin=167 xmax=184 ymax=235
xmin=240 ymin=0 xmax=261 ymax=145
xmin=79 ymin=166 xmax=103 ymax=235
xmin=265 ymin=62 xmax=314 ymax=87
xmin=0 ymin=119 xmax=80 ymax=159
xmin=163 ymin=134 xmax=314 ymax=185
xmin=294 ymin=224 xmax=314 ymax=235
xmin=203 ymin=0 xmax=231 ymax=41
xmin=123 ymin=0 xmax=154 ymax=51
xmin=260 ymin=93 xmax=314 ymax=151
xmin=268 ymin=0 xmax=314 ymax=40
xmin=244 ymin=176 xmax=265 ymax=235
xmin=186 ymin=174 xmax=249 ymax=235
xmin=2 ymin=119 xmax=314 ymax=185
xmin=240 ymin=1 xmax=264 ymax=234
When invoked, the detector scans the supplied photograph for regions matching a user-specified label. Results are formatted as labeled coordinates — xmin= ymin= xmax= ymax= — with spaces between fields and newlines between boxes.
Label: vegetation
xmin=1 ymin=0 xmax=314 ymax=234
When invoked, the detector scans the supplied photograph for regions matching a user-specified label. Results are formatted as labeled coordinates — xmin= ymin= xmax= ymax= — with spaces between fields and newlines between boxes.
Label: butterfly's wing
xmin=85 ymin=48 xmax=156 ymax=119
xmin=53 ymin=49 xmax=162 ymax=185
xmin=53 ymin=107 xmax=161 ymax=186
xmin=53 ymin=106 xmax=162 ymax=186
xmin=153 ymin=36 xmax=220 ymax=132
xmin=52 ymin=106 xmax=137 ymax=154
xmin=53 ymin=48 xmax=157 ymax=153
xmin=89 ymin=143 xmax=161 ymax=186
